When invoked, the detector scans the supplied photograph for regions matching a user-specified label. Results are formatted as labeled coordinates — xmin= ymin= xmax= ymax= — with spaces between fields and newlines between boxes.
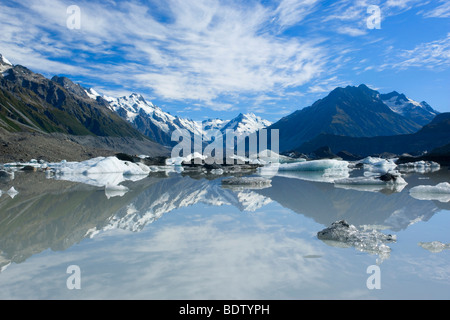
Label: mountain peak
xmin=0 ymin=54 xmax=13 ymax=74
xmin=380 ymin=91 xmax=438 ymax=126
xmin=0 ymin=54 xmax=12 ymax=66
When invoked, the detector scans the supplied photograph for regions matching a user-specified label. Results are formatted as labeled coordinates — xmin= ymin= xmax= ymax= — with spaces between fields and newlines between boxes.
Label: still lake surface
xmin=0 ymin=164 xmax=449 ymax=300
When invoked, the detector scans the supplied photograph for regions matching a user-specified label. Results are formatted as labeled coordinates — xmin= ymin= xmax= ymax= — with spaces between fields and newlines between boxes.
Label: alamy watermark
xmin=66 ymin=265 xmax=81 ymax=290
xmin=366 ymin=265 xmax=381 ymax=290
xmin=66 ymin=5 xmax=81 ymax=30
xmin=367 ymin=5 xmax=381 ymax=30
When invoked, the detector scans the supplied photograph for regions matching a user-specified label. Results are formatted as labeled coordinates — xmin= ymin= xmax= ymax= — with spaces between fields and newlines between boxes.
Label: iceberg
xmin=277 ymin=159 xmax=350 ymax=172
xmin=258 ymin=159 xmax=350 ymax=182
xmin=249 ymin=150 xmax=306 ymax=165
xmin=48 ymin=157 xmax=150 ymax=188
xmin=397 ymin=161 xmax=440 ymax=173
xmin=317 ymin=220 xmax=396 ymax=263
xmin=166 ymin=152 xmax=206 ymax=166
xmin=359 ymin=157 xmax=397 ymax=173
xmin=273 ymin=170 xmax=350 ymax=184
xmin=409 ymin=182 xmax=450 ymax=202
xmin=334 ymin=171 xmax=407 ymax=192
xmin=49 ymin=157 xmax=150 ymax=175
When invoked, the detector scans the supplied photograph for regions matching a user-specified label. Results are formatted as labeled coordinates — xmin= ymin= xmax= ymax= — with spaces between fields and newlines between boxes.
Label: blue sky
xmin=1 ymin=0 xmax=449 ymax=122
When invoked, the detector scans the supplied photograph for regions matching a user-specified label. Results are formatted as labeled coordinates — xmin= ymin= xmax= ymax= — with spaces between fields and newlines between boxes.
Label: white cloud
xmin=421 ymin=0 xmax=450 ymax=18
xmin=0 ymin=0 xmax=327 ymax=107
xmin=392 ymin=34 xmax=450 ymax=70
xmin=274 ymin=0 xmax=318 ymax=27
xmin=336 ymin=26 xmax=368 ymax=37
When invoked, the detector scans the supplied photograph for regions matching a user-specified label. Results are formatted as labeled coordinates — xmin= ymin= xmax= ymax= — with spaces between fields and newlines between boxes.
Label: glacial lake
xmin=0 ymin=165 xmax=449 ymax=300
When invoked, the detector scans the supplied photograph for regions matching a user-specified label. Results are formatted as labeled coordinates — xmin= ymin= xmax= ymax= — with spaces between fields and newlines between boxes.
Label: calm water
xmin=0 ymin=166 xmax=449 ymax=300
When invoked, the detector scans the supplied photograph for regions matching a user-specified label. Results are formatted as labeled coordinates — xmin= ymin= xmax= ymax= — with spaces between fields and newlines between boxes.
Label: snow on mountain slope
xmin=0 ymin=54 xmax=13 ymax=74
xmin=221 ymin=113 xmax=272 ymax=136
xmin=381 ymin=91 xmax=438 ymax=126
xmin=89 ymin=90 xmax=272 ymax=146
xmin=84 ymin=88 xmax=101 ymax=100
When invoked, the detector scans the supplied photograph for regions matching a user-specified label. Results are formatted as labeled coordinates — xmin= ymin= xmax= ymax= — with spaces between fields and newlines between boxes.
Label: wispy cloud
xmin=391 ymin=33 xmax=450 ymax=70
xmin=421 ymin=0 xmax=450 ymax=18
xmin=1 ymin=0 xmax=448 ymax=115
xmin=0 ymin=0 xmax=327 ymax=106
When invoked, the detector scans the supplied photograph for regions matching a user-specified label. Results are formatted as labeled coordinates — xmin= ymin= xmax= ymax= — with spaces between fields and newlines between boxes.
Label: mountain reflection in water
xmin=0 ymin=167 xmax=449 ymax=271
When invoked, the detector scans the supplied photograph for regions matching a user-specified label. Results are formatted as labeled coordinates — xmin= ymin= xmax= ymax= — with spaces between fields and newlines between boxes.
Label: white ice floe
xmin=221 ymin=177 xmax=272 ymax=190
xmin=211 ymin=168 xmax=224 ymax=175
xmin=48 ymin=157 xmax=150 ymax=189
xmin=249 ymin=150 xmax=306 ymax=165
xmin=274 ymin=170 xmax=350 ymax=184
xmin=277 ymin=159 xmax=350 ymax=172
xmin=409 ymin=182 xmax=450 ymax=202
xmin=49 ymin=157 xmax=150 ymax=176
xmin=397 ymin=161 xmax=440 ymax=173
xmin=165 ymin=152 xmax=207 ymax=166
xmin=418 ymin=241 xmax=450 ymax=253
xmin=317 ymin=220 xmax=396 ymax=263
xmin=334 ymin=171 xmax=407 ymax=192
xmin=257 ymin=159 xmax=350 ymax=182
xmin=359 ymin=157 xmax=398 ymax=173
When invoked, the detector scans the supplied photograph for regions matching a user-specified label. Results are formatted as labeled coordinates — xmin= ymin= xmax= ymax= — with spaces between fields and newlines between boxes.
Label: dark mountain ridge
xmin=269 ymin=84 xmax=436 ymax=152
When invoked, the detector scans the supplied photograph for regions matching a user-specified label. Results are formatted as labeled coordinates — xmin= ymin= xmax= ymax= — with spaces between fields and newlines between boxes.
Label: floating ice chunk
xmin=397 ymin=161 xmax=440 ymax=173
xmin=275 ymin=170 xmax=350 ymax=184
xmin=211 ymin=168 xmax=224 ymax=175
xmin=221 ymin=177 xmax=272 ymax=190
xmin=418 ymin=241 xmax=450 ymax=253
xmin=317 ymin=220 xmax=396 ymax=263
xmin=359 ymin=156 xmax=396 ymax=166
xmin=166 ymin=152 xmax=207 ymax=166
xmin=48 ymin=157 xmax=150 ymax=188
xmin=334 ymin=171 xmax=407 ymax=193
xmin=49 ymin=157 xmax=150 ymax=175
xmin=277 ymin=159 xmax=349 ymax=172
xmin=359 ymin=157 xmax=397 ymax=173
xmin=409 ymin=182 xmax=450 ymax=202
xmin=248 ymin=150 xmax=306 ymax=165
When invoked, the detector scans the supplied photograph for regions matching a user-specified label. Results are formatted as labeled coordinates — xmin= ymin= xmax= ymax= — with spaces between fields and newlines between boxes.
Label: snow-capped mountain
xmin=380 ymin=91 xmax=439 ymax=126
xmin=220 ymin=113 xmax=272 ymax=136
xmin=89 ymin=91 xmax=272 ymax=147
xmin=102 ymin=93 xmax=203 ymax=146
xmin=0 ymin=54 xmax=13 ymax=75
